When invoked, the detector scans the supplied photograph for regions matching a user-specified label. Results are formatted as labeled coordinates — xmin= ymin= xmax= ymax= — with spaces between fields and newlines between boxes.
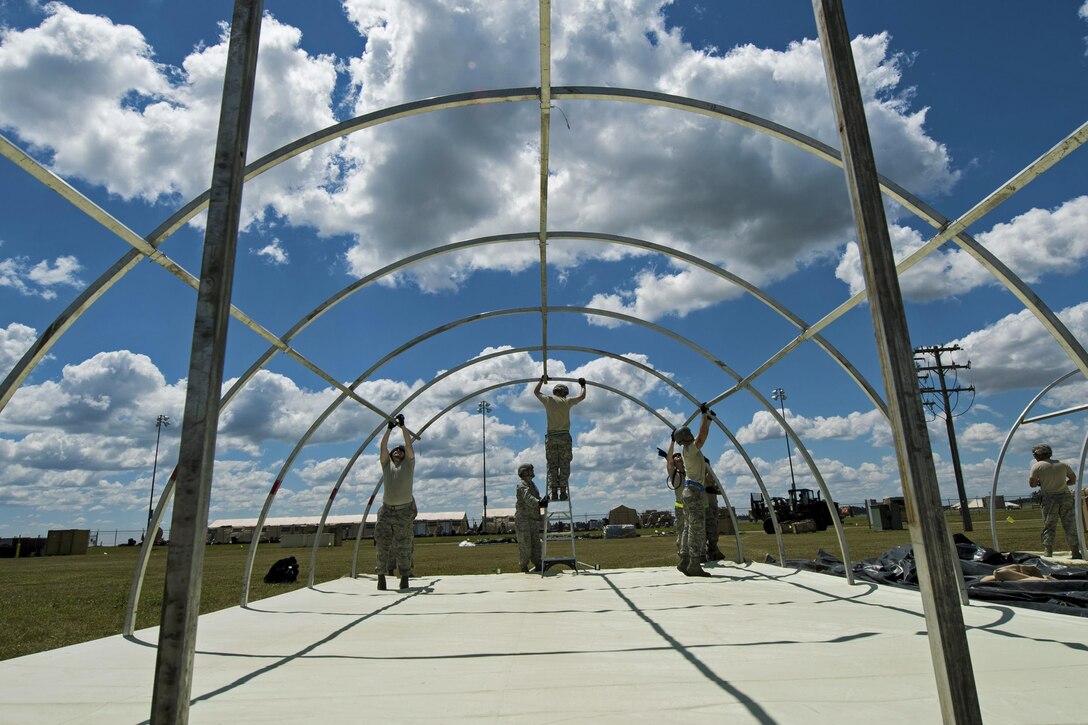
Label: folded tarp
xmin=772 ymin=534 xmax=1088 ymax=617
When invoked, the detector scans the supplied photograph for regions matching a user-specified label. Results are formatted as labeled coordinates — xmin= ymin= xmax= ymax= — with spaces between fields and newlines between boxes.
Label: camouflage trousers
xmin=679 ymin=486 xmax=706 ymax=563
xmin=674 ymin=504 xmax=685 ymax=561
xmin=545 ymin=432 xmax=573 ymax=499
xmin=705 ymin=497 xmax=723 ymax=559
xmin=1041 ymin=492 xmax=1079 ymax=550
xmin=515 ymin=516 xmax=542 ymax=570
xmin=375 ymin=499 xmax=417 ymax=576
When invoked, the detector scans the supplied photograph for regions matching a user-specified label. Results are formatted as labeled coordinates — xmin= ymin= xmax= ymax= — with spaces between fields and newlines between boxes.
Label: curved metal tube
xmin=988 ymin=370 xmax=1080 ymax=550
xmin=233 ymin=303 xmax=841 ymax=599
xmin=300 ymin=377 xmax=670 ymax=600
xmin=12 ymin=84 xmax=1075 ymax=613
xmin=122 ymin=468 xmax=177 ymax=635
xmin=232 ymin=302 xmax=826 ymax=598
xmin=303 ymin=346 xmax=769 ymax=585
xmin=344 ymin=377 xmax=748 ymax=581
xmin=1075 ymin=429 xmax=1087 ymax=559
xmin=8 ymin=87 xmax=1084 ymax=423
xmin=234 ymin=301 xmax=811 ymax=601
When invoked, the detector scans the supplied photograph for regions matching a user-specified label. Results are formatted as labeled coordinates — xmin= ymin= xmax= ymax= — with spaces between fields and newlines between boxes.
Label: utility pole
xmin=914 ymin=344 xmax=975 ymax=530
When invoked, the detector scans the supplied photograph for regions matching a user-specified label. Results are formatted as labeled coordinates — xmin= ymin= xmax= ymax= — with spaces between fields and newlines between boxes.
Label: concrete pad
xmin=1 ymin=562 xmax=1085 ymax=723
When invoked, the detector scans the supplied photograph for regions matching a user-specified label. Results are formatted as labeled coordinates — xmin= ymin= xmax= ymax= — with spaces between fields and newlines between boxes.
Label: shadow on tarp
xmin=770 ymin=534 xmax=1088 ymax=618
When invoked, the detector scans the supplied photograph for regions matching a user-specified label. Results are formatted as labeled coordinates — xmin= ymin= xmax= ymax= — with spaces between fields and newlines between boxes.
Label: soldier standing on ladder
xmin=534 ymin=375 xmax=586 ymax=501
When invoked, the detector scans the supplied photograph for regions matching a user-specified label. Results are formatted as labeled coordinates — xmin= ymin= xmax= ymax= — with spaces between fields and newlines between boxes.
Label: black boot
xmin=399 ymin=574 xmax=410 ymax=590
xmin=684 ymin=563 xmax=711 ymax=577
xmin=677 ymin=556 xmax=689 ymax=573
xmin=377 ymin=574 xmax=387 ymax=591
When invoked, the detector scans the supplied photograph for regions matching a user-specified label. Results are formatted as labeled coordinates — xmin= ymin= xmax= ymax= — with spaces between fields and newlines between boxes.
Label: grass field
xmin=0 ymin=508 xmax=1055 ymax=661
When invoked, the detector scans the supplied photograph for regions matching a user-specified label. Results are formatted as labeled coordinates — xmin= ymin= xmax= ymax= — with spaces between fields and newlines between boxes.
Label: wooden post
xmin=149 ymin=1 xmax=262 ymax=722
xmin=811 ymin=1 xmax=982 ymax=722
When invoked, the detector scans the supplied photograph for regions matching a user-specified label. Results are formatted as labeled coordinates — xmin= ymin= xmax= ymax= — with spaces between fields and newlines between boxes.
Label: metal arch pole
xmin=124 ymin=468 xmax=177 ymax=635
xmin=4 ymin=73 xmax=1077 ymax=607
xmin=346 ymin=376 xmax=678 ymax=575
xmin=7 ymin=92 xmax=1083 ymax=420
xmin=537 ymin=0 xmax=552 ymax=378
xmin=708 ymin=465 xmax=746 ymax=565
xmin=0 ymin=146 xmax=387 ymax=421
xmin=1022 ymin=404 xmax=1088 ymax=424
xmin=143 ymin=299 xmax=838 ymax=615
xmin=304 ymin=345 xmax=771 ymax=583
xmin=814 ymin=2 xmax=980 ymax=721
xmin=711 ymin=119 xmax=1088 ymax=403
xmin=563 ymin=306 xmax=854 ymax=579
xmin=716 ymin=423 xmax=785 ymax=565
xmin=988 ymin=370 xmax=1080 ymax=551
xmin=217 ymin=228 xmax=887 ymax=422
xmin=240 ymin=407 xmax=423 ymax=605
xmin=151 ymin=1 xmax=262 ymax=722
xmin=742 ymin=387 xmax=851 ymax=580
xmin=1076 ymin=430 xmax=1087 ymax=561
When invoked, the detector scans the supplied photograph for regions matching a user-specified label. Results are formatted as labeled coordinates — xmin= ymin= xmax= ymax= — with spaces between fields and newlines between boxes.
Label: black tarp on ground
xmin=771 ymin=533 xmax=1088 ymax=617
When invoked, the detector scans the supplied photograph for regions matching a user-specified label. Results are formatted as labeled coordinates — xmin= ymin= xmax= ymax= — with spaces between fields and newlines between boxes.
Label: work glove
xmin=578 ymin=377 xmax=586 ymax=387
xmin=656 ymin=447 xmax=668 ymax=458
xmin=540 ymin=374 xmax=548 ymax=383
xmin=539 ymin=496 xmax=549 ymax=507
xmin=387 ymin=419 xmax=396 ymax=430
xmin=700 ymin=402 xmax=709 ymax=415
xmin=395 ymin=413 xmax=405 ymax=427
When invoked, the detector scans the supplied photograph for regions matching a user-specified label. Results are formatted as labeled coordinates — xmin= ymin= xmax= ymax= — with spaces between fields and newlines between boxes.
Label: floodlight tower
xmin=477 ymin=400 xmax=492 ymax=532
xmin=771 ymin=388 xmax=797 ymax=503
xmin=146 ymin=414 xmax=170 ymax=539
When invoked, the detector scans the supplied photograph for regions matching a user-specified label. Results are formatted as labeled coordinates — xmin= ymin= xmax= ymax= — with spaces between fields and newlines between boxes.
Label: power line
xmin=914 ymin=344 xmax=975 ymax=531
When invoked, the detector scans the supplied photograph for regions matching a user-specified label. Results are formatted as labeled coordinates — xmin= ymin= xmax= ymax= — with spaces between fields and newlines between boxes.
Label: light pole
xmin=477 ymin=400 xmax=492 ymax=533
xmin=146 ymin=414 xmax=170 ymax=540
xmin=771 ymin=388 xmax=797 ymax=503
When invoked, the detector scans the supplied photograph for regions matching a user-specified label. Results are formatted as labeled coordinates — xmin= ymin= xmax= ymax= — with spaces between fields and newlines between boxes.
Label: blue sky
xmin=1 ymin=0 xmax=1087 ymax=536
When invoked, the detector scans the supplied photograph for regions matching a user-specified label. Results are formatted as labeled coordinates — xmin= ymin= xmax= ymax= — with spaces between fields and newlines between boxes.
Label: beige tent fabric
xmin=979 ymin=564 xmax=1054 ymax=583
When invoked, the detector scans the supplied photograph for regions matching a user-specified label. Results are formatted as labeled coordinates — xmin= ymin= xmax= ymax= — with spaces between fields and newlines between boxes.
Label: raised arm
xmin=400 ymin=417 xmax=414 ymax=461
xmin=572 ymin=377 xmax=587 ymax=403
xmin=694 ymin=406 xmax=712 ymax=449
xmin=533 ymin=375 xmax=547 ymax=403
xmin=379 ymin=420 xmax=393 ymax=465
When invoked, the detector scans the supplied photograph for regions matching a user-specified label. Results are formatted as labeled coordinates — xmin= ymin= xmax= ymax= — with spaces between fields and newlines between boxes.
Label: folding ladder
xmin=540 ymin=494 xmax=596 ymax=573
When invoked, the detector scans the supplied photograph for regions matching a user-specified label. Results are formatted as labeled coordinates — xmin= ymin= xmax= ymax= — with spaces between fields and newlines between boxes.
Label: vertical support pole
xmin=812 ymin=2 xmax=982 ymax=723
xmin=149 ymin=1 xmax=263 ymax=722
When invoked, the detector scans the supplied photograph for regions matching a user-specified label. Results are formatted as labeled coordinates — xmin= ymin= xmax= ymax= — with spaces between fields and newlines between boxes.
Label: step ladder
xmin=540 ymin=494 xmax=595 ymax=574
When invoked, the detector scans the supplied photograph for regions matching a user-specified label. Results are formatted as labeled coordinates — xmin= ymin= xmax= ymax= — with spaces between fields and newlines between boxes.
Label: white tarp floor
xmin=1 ymin=561 xmax=1085 ymax=724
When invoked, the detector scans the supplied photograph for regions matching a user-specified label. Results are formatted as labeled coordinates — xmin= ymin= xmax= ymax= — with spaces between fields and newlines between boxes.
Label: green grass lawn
xmin=0 ymin=508 xmax=1050 ymax=661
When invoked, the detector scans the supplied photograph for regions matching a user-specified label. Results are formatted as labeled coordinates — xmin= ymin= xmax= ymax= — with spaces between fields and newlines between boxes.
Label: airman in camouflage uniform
xmin=1029 ymin=443 xmax=1082 ymax=559
xmin=704 ymin=465 xmax=726 ymax=562
xmin=514 ymin=463 xmax=548 ymax=572
xmin=665 ymin=449 xmax=686 ymax=570
xmin=673 ymin=404 xmax=714 ymax=577
xmin=376 ymin=416 xmax=417 ymax=590
xmin=534 ymin=375 xmax=587 ymax=501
